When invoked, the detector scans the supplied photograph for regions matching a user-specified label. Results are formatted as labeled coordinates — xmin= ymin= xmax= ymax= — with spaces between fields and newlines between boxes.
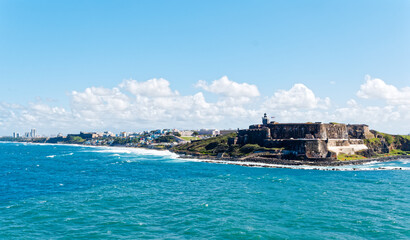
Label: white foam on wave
xmin=46 ymin=155 xmax=56 ymax=158
xmin=399 ymin=159 xmax=410 ymax=164
xmin=85 ymin=146 xmax=179 ymax=159
xmin=175 ymin=157 xmax=410 ymax=171
xmin=60 ymin=152 xmax=74 ymax=157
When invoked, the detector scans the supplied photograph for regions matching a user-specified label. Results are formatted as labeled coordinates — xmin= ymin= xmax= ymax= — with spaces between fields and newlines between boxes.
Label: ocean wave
xmin=399 ymin=159 xmax=410 ymax=164
xmin=175 ymin=157 xmax=410 ymax=171
xmin=46 ymin=155 xmax=56 ymax=158
xmin=84 ymin=146 xmax=179 ymax=159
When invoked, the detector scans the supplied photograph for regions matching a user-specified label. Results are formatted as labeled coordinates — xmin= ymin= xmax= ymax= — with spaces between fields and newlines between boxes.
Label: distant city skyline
xmin=0 ymin=1 xmax=409 ymax=135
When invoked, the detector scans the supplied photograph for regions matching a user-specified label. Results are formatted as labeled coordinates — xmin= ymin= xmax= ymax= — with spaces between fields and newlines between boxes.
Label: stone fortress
xmin=234 ymin=114 xmax=374 ymax=160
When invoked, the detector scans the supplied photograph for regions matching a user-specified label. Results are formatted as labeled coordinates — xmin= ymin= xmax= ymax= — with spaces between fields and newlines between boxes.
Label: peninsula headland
xmin=2 ymin=114 xmax=410 ymax=168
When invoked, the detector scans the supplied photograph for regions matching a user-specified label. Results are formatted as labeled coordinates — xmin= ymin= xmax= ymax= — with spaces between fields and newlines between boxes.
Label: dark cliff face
xmin=347 ymin=125 xmax=374 ymax=139
xmin=362 ymin=131 xmax=410 ymax=156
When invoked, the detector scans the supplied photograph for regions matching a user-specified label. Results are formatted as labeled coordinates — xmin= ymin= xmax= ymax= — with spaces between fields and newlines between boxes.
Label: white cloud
xmin=120 ymin=78 xmax=178 ymax=97
xmin=264 ymin=83 xmax=330 ymax=110
xmin=357 ymin=75 xmax=410 ymax=105
xmin=195 ymin=76 xmax=260 ymax=98
xmin=67 ymin=79 xmax=258 ymax=131
xmin=1 ymin=75 xmax=410 ymax=136
xmin=71 ymin=87 xmax=130 ymax=121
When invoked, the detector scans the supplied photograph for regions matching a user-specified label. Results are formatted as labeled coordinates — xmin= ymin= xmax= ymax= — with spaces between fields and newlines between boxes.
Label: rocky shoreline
xmin=4 ymin=141 xmax=409 ymax=170
xmin=172 ymin=150 xmax=410 ymax=169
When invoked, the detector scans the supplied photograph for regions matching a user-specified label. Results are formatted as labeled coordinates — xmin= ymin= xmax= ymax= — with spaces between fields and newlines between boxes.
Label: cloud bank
xmin=1 ymin=76 xmax=409 ymax=135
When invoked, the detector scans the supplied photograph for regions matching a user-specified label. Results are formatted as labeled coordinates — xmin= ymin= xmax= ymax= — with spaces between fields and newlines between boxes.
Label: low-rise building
xmin=198 ymin=129 xmax=220 ymax=136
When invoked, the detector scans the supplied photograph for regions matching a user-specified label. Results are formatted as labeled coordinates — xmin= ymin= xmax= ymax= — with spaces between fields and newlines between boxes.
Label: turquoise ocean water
xmin=0 ymin=142 xmax=409 ymax=239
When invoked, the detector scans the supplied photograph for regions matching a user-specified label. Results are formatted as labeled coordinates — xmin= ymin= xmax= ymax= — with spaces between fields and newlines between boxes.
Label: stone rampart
xmin=236 ymin=116 xmax=372 ymax=160
xmin=237 ymin=128 xmax=270 ymax=146
xmin=327 ymin=139 xmax=350 ymax=147
xmin=322 ymin=124 xmax=348 ymax=139
xmin=347 ymin=124 xmax=374 ymax=139
xmin=267 ymin=123 xmax=324 ymax=139
xmin=264 ymin=139 xmax=329 ymax=159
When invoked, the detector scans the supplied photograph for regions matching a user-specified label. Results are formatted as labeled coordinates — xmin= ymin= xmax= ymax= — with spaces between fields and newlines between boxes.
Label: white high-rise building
xmin=30 ymin=129 xmax=36 ymax=138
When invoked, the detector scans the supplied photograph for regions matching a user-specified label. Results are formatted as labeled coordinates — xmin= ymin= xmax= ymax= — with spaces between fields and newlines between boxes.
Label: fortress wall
xmin=323 ymin=124 xmax=348 ymax=139
xmin=238 ymin=128 xmax=270 ymax=146
xmin=264 ymin=139 xmax=306 ymax=153
xmin=327 ymin=139 xmax=350 ymax=147
xmin=244 ymin=123 xmax=351 ymax=141
xmin=348 ymin=139 xmax=364 ymax=145
xmin=328 ymin=144 xmax=368 ymax=156
xmin=347 ymin=124 xmax=374 ymax=139
xmin=268 ymin=123 xmax=323 ymax=139
xmin=264 ymin=139 xmax=329 ymax=159
xmin=249 ymin=124 xmax=264 ymax=129
xmin=305 ymin=140 xmax=329 ymax=159
xmin=237 ymin=118 xmax=370 ymax=159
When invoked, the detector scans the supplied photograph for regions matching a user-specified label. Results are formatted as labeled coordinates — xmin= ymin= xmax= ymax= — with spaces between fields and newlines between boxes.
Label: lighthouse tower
xmin=262 ymin=113 xmax=269 ymax=125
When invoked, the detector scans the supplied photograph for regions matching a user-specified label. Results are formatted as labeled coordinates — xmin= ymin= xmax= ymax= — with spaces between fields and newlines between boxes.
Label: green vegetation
xmin=111 ymin=137 xmax=140 ymax=145
xmin=363 ymin=131 xmax=410 ymax=157
xmin=364 ymin=137 xmax=381 ymax=145
xmin=173 ymin=133 xmax=236 ymax=156
xmin=155 ymin=135 xmax=175 ymax=143
xmin=152 ymin=145 xmax=166 ymax=149
xmin=0 ymin=137 xmax=19 ymax=142
xmin=376 ymin=132 xmax=394 ymax=145
xmin=337 ymin=153 xmax=366 ymax=161
xmin=173 ymin=133 xmax=283 ymax=157
xmin=180 ymin=136 xmax=200 ymax=141
xmin=389 ymin=149 xmax=410 ymax=156
xmin=238 ymin=144 xmax=283 ymax=155
xmin=67 ymin=136 xmax=85 ymax=144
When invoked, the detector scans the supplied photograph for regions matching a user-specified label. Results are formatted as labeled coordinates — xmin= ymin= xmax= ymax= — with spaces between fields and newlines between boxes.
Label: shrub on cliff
xmin=214 ymin=143 xmax=229 ymax=153
xmin=173 ymin=133 xmax=237 ymax=155
xmin=155 ymin=135 xmax=175 ymax=143
xmin=205 ymin=142 xmax=219 ymax=150
xmin=364 ymin=131 xmax=410 ymax=155
xmin=240 ymin=144 xmax=260 ymax=154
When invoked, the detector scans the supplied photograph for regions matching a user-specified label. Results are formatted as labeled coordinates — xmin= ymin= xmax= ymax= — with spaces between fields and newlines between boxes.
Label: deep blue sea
xmin=0 ymin=142 xmax=409 ymax=239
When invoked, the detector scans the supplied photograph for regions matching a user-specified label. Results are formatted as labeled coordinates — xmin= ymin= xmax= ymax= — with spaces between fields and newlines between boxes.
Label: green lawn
xmin=180 ymin=136 xmax=200 ymax=141
xmin=337 ymin=153 xmax=367 ymax=161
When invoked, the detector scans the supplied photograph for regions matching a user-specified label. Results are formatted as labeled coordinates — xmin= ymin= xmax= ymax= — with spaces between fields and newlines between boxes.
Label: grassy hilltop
xmin=172 ymin=133 xmax=282 ymax=158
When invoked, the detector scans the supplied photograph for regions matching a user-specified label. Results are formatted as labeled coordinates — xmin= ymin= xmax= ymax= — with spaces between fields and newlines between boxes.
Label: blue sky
xmin=0 ymin=0 xmax=409 ymax=135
